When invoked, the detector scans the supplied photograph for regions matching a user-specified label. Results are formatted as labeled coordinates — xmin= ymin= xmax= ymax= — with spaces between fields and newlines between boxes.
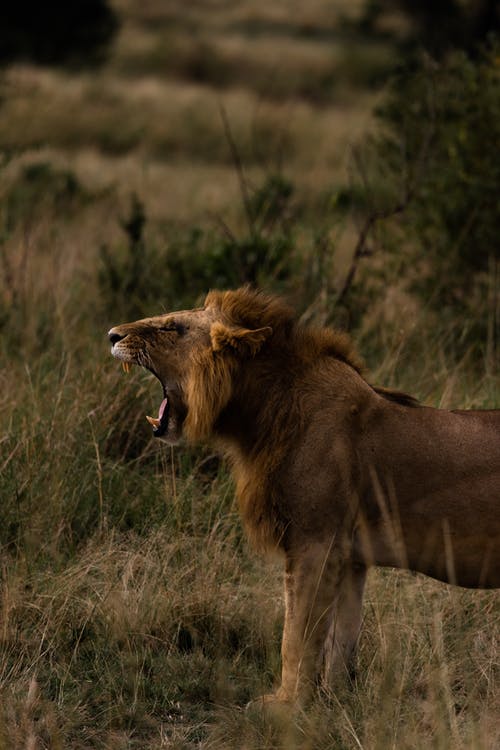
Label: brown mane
xmin=186 ymin=288 xmax=368 ymax=552
xmin=187 ymin=288 xmax=419 ymax=551
xmin=191 ymin=287 xmax=415 ymax=432
xmin=205 ymin=287 xmax=294 ymax=335
xmin=205 ymin=286 xmax=364 ymax=372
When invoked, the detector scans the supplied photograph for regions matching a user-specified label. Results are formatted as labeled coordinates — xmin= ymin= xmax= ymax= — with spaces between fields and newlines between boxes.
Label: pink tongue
xmin=158 ymin=398 xmax=168 ymax=420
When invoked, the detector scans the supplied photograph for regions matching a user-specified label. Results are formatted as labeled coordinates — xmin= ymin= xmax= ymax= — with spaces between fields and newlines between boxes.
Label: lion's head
xmin=108 ymin=288 xmax=294 ymax=444
xmin=108 ymin=287 xmax=362 ymax=446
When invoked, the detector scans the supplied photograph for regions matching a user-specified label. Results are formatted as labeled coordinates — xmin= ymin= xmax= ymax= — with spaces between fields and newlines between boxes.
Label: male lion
xmin=109 ymin=287 xmax=500 ymax=706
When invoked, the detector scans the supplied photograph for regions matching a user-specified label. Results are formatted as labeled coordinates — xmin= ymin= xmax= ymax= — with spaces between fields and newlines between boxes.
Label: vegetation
xmin=0 ymin=0 xmax=498 ymax=747
xmin=335 ymin=40 xmax=500 ymax=364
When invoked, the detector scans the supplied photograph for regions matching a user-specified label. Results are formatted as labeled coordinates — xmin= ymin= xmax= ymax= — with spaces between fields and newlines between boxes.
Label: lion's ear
xmin=210 ymin=322 xmax=272 ymax=356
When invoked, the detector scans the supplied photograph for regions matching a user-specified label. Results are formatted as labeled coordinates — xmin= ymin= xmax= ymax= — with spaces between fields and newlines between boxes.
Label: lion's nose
xmin=108 ymin=329 xmax=126 ymax=345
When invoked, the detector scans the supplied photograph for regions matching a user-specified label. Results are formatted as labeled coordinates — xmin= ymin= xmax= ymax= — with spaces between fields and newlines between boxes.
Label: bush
xmin=340 ymin=40 xmax=500 ymax=361
xmin=99 ymin=176 xmax=297 ymax=319
xmin=376 ymin=43 xmax=500 ymax=274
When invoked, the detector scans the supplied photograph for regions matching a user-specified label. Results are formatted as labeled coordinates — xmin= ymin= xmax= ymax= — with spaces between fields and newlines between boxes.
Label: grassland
xmin=0 ymin=0 xmax=498 ymax=748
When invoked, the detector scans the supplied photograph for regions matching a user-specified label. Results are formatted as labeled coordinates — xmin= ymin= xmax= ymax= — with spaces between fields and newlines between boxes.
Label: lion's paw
xmin=246 ymin=688 xmax=295 ymax=716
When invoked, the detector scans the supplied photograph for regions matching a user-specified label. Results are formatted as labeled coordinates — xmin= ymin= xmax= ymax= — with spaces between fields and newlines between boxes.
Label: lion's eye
xmin=159 ymin=322 xmax=186 ymax=335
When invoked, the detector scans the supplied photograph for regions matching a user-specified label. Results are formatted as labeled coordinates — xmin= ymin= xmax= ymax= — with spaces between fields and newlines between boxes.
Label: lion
xmin=108 ymin=287 xmax=500 ymax=706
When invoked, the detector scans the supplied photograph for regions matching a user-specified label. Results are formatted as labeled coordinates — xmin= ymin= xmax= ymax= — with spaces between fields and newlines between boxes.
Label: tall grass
xmin=0 ymin=1 xmax=498 ymax=747
xmin=1 ymin=224 xmax=497 ymax=747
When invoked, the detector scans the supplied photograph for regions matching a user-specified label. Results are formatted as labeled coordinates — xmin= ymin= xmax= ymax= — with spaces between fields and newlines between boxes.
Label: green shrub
xmin=340 ymin=40 xmax=500 ymax=361
xmin=99 ymin=175 xmax=297 ymax=318
xmin=376 ymin=43 xmax=500 ymax=274
xmin=98 ymin=194 xmax=168 ymax=320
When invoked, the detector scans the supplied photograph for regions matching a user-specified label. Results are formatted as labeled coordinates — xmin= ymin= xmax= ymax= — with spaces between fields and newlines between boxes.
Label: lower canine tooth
xmin=146 ymin=415 xmax=161 ymax=428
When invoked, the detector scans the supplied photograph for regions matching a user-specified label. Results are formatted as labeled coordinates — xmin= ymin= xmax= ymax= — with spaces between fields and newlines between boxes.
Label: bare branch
xmin=337 ymin=96 xmax=436 ymax=307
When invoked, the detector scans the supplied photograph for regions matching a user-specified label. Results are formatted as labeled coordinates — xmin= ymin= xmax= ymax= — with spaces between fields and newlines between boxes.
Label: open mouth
xmin=146 ymin=392 xmax=169 ymax=438
xmin=114 ymin=356 xmax=182 ymax=441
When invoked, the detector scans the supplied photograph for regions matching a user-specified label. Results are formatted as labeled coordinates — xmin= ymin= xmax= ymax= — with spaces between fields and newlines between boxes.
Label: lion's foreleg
xmin=277 ymin=541 xmax=346 ymax=705
xmin=320 ymin=563 xmax=366 ymax=689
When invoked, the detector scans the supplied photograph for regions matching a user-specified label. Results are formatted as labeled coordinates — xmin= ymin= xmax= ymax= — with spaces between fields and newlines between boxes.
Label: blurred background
xmin=1 ymin=0 xmax=498 ymax=359
xmin=0 ymin=2 xmax=499 ymax=748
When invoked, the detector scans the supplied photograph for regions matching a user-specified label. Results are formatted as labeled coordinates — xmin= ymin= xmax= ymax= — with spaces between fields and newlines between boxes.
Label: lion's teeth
xmin=146 ymin=415 xmax=161 ymax=428
xmin=122 ymin=362 xmax=131 ymax=373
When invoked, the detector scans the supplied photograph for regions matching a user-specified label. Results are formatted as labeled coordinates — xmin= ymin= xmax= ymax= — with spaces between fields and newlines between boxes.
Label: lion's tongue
xmin=158 ymin=398 xmax=168 ymax=421
xmin=146 ymin=397 xmax=168 ymax=430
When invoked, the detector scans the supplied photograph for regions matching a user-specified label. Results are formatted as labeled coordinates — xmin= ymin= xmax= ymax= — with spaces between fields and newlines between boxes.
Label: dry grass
xmin=0 ymin=63 xmax=377 ymax=224
xmin=1 ymin=239 xmax=497 ymax=748
xmin=208 ymin=572 xmax=500 ymax=750
xmin=2 ymin=531 xmax=498 ymax=749
xmin=0 ymin=0 xmax=498 ymax=747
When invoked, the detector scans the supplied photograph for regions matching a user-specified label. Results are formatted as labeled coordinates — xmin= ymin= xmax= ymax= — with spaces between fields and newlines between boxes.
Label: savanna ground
xmin=0 ymin=0 xmax=499 ymax=748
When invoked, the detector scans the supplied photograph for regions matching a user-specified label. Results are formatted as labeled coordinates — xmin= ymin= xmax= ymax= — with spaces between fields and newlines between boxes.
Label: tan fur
xmin=109 ymin=287 xmax=500 ymax=706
